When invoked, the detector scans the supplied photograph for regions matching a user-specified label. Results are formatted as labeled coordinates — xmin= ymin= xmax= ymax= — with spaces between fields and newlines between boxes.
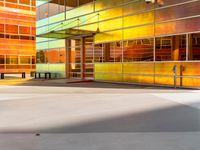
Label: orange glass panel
xmin=5 ymin=0 xmax=17 ymax=3
xmin=0 ymin=24 xmax=4 ymax=32
xmin=6 ymin=24 xmax=18 ymax=34
xmin=19 ymin=26 xmax=31 ymax=34
xmin=19 ymin=0 xmax=30 ymax=5
xmin=59 ymin=48 xmax=65 ymax=63
xmin=48 ymin=49 xmax=59 ymax=63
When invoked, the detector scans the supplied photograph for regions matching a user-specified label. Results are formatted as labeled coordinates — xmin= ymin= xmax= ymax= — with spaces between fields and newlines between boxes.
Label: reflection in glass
xmin=94 ymin=44 xmax=103 ymax=62
xmin=20 ymin=56 xmax=31 ymax=64
xmin=0 ymin=55 xmax=4 ymax=64
xmin=59 ymin=48 xmax=65 ymax=63
xmin=48 ymin=49 xmax=59 ymax=63
xmin=124 ymin=38 xmax=154 ymax=62
xmin=189 ymin=33 xmax=200 ymax=60
xmin=6 ymin=55 xmax=18 ymax=64
xmin=37 ymin=50 xmax=48 ymax=63
xmin=156 ymin=35 xmax=186 ymax=61
xmin=102 ymin=41 xmax=122 ymax=62
xmin=85 ymin=37 xmax=94 ymax=63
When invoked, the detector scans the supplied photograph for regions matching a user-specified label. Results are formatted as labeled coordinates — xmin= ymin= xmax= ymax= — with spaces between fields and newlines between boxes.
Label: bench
xmin=33 ymin=71 xmax=58 ymax=79
xmin=0 ymin=72 xmax=26 ymax=79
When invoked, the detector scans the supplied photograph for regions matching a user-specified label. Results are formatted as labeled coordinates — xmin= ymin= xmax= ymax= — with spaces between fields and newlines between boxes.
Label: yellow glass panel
xmin=123 ymin=0 xmax=153 ymax=16
xmin=98 ymin=7 xmax=122 ymax=21
xmin=123 ymin=63 xmax=154 ymax=75
xmin=123 ymin=11 xmax=154 ymax=28
xmin=99 ymin=18 xmax=122 ymax=32
xmin=123 ymin=25 xmax=154 ymax=40
xmin=95 ymin=30 xmax=122 ymax=43
xmin=95 ymin=0 xmax=123 ymax=11
xmin=95 ymin=63 xmax=122 ymax=74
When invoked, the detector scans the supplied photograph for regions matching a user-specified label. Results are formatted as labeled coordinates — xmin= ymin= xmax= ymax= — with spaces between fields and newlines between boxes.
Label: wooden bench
xmin=0 ymin=72 xmax=26 ymax=79
xmin=33 ymin=71 xmax=58 ymax=79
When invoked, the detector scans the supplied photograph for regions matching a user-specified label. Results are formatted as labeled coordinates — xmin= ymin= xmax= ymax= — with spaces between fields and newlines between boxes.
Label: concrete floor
xmin=0 ymin=80 xmax=200 ymax=149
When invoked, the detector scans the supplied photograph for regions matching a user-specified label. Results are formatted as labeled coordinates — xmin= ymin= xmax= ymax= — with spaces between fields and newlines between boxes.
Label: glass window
xmin=48 ymin=49 xmax=59 ymax=63
xmin=94 ymin=44 xmax=103 ymax=63
xmin=0 ymin=55 xmax=4 ymax=64
xmin=102 ymin=41 xmax=122 ymax=62
xmin=6 ymin=0 xmax=18 ymax=3
xmin=19 ymin=26 xmax=31 ymax=34
xmin=37 ymin=50 xmax=48 ymax=63
xmin=124 ymin=38 xmax=154 ymax=62
xmin=19 ymin=0 xmax=30 ymax=5
xmin=0 ymin=34 xmax=4 ymax=38
xmin=39 ymin=3 xmax=49 ymax=19
xmin=70 ymin=47 xmax=81 ymax=63
xmin=70 ymin=39 xmax=81 ymax=47
xmin=31 ymin=0 xmax=35 ymax=6
xmin=59 ymin=48 xmax=65 ymax=63
xmin=85 ymin=37 xmax=94 ymax=63
xmin=36 ymin=7 xmax=40 ymax=21
xmin=32 ymin=56 xmax=36 ymax=64
xmin=6 ymin=55 xmax=18 ymax=64
xmin=6 ymin=24 xmax=18 ymax=34
xmin=20 ymin=56 xmax=31 ymax=64
xmin=20 ymin=35 xmax=31 ymax=40
xmin=0 ymin=24 xmax=4 ymax=33
xmin=189 ymin=33 xmax=200 ymax=60
xmin=48 ymin=2 xmax=59 ymax=17
xmin=155 ymin=35 xmax=186 ymax=61
xmin=66 ymin=0 xmax=78 ymax=8
xmin=79 ymin=0 xmax=93 ymax=5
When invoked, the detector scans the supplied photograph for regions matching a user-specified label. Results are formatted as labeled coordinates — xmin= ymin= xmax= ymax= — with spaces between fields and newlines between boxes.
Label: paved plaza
xmin=0 ymin=79 xmax=200 ymax=150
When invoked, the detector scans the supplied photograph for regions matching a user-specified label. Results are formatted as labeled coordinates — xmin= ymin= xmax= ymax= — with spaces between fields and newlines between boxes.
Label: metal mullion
xmin=186 ymin=33 xmax=189 ymax=61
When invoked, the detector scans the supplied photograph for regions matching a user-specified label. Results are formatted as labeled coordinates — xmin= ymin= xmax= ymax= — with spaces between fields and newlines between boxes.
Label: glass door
xmin=68 ymin=36 xmax=94 ymax=79
xmin=69 ymin=38 xmax=82 ymax=78
xmin=84 ymin=36 xmax=94 ymax=79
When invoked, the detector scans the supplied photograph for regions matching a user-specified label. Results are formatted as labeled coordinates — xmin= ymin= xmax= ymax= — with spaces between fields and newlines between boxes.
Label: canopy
xmin=37 ymin=28 xmax=96 ymax=39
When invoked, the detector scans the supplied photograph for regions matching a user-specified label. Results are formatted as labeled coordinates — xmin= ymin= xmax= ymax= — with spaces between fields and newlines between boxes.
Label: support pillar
xmin=65 ymin=39 xmax=70 ymax=79
xmin=81 ymin=37 xmax=86 ymax=79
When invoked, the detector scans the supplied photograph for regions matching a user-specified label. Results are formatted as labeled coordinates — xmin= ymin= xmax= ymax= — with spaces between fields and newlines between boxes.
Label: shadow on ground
xmin=1 ymin=102 xmax=200 ymax=133
xmin=5 ymin=78 xmax=187 ymax=91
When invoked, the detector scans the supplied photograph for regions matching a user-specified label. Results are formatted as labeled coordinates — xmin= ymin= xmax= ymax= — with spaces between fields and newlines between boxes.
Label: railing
xmin=95 ymin=72 xmax=200 ymax=88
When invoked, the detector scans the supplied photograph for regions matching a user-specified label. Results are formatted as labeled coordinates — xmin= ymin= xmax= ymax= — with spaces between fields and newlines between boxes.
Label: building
xmin=0 ymin=0 xmax=36 ymax=73
xmin=36 ymin=0 xmax=200 ymax=88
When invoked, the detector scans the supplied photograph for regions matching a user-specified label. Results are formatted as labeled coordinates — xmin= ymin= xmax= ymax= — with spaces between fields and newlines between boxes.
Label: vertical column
xmin=65 ymin=39 xmax=70 ymax=79
xmin=188 ymin=34 xmax=193 ymax=60
xmin=64 ymin=0 xmax=66 ymax=20
xmin=81 ymin=37 xmax=85 ymax=79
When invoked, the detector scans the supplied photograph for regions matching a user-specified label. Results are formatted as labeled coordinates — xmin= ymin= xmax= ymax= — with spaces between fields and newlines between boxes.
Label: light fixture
xmin=145 ymin=0 xmax=164 ymax=6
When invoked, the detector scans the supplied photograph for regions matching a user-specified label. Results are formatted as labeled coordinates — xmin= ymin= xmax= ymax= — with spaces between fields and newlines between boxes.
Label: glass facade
xmin=36 ymin=0 xmax=200 ymax=87
xmin=0 ymin=0 xmax=36 ymax=72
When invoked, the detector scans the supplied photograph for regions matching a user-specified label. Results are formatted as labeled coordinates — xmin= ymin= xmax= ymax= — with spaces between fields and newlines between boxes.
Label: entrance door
xmin=68 ymin=36 xmax=94 ymax=79
xmin=84 ymin=36 xmax=94 ymax=79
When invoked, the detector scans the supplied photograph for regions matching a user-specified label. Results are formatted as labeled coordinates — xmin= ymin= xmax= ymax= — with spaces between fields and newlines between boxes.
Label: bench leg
xmin=49 ymin=73 xmax=51 ymax=79
xmin=45 ymin=73 xmax=47 ymax=79
xmin=35 ymin=73 xmax=37 ymax=79
xmin=39 ymin=73 xmax=41 ymax=78
xmin=1 ymin=73 xmax=4 ymax=79
xmin=22 ymin=72 xmax=26 ymax=78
